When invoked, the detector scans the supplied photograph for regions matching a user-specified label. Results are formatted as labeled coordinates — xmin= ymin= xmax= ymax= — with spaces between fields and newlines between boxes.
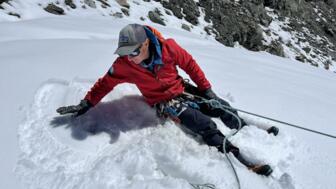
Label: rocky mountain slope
xmin=1 ymin=0 xmax=335 ymax=72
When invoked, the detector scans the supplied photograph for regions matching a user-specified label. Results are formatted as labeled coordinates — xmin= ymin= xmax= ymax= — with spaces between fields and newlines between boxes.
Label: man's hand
xmin=202 ymin=88 xmax=218 ymax=100
xmin=56 ymin=99 xmax=92 ymax=117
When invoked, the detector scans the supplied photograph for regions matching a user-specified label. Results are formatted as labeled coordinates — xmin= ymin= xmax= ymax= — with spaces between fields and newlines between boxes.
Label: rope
xmin=202 ymin=99 xmax=243 ymax=189
xmin=221 ymin=109 xmax=242 ymax=189
xmin=234 ymin=108 xmax=336 ymax=139
xmin=184 ymin=91 xmax=336 ymax=189
xmin=182 ymin=97 xmax=243 ymax=189
xmin=185 ymin=92 xmax=336 ymax=189
xmin=185 ymin=92 xmax=336 ymax=139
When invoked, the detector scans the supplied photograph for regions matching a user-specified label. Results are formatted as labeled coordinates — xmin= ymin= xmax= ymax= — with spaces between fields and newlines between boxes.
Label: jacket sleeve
xmin=84 ymin=61 xmax=126 ymax=106
xmin=169 ymin=39 xmax=211 ymax=91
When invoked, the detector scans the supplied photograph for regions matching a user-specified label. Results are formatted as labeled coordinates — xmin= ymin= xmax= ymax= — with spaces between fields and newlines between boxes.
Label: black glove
xmin=202 ymin=88 xmax=245 ymax=126
xmin=202 ymin=88 xmax=219 ymax=100
xmin=202 ymin=88 xmax=231 ymax=108
xmin=56 ymin=99 xmax=92 ymax=117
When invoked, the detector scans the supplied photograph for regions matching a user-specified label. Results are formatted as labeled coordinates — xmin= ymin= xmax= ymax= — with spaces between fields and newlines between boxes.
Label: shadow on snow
xmin=50 ymin=95 xmax=160 ymax=143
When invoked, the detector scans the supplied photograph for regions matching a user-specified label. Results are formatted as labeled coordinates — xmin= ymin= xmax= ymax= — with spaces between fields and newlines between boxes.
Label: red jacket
xmin=84 ymin=38 xmax=211 ymax=106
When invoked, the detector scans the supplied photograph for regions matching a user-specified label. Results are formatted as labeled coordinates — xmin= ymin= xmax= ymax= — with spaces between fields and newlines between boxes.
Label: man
xmin=57 ymin=24 xmax=277 ymax=176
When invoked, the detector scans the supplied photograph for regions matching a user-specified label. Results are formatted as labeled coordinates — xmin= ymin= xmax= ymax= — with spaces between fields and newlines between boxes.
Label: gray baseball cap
xmin=114 ymin=24 xmax=148 ymax=56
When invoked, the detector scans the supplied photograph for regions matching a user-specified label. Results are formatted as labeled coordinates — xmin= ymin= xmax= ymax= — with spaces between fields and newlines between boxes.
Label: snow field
xmin=15 ymin=79 xmax=294 ymax=189
xmin=1 ymin=17 xmax=336 ymax=189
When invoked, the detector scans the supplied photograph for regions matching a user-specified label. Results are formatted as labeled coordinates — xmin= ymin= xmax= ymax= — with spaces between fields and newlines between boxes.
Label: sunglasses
xmin=128 ymin=44 xmax=142 ymax=58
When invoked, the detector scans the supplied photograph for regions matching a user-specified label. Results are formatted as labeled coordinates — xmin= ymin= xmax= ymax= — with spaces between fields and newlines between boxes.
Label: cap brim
xmin=114 ymin=44 xmax=140 ymax=56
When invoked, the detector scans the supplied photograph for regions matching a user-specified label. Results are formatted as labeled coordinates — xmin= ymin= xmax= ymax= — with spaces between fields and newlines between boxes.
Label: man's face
xmin=128 ymin=39 xmax=150 ymax=64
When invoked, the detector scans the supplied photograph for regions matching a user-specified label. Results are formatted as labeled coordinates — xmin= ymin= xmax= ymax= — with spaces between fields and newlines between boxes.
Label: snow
xmin=2 ymin=0 xmax=335 ymax=72
xmin=1 ymin=15 xmax=336 ymax=189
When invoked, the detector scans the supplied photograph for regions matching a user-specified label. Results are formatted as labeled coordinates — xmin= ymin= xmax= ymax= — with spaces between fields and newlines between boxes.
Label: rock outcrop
xmin=159 ymin=0 xmax=336 ymax=70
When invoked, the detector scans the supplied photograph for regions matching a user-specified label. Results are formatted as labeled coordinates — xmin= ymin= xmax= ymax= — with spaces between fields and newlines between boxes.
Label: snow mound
xmin=15 ymin=79 xmax=295 ymax=189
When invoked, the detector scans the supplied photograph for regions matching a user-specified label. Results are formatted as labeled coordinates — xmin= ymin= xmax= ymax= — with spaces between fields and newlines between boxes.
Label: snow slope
xmin=1 ymin=17 xmax=336 ymax=189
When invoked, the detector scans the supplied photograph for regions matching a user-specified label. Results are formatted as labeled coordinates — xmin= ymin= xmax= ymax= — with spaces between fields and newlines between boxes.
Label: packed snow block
xmin=65 ymin=0 xmax=76 ymax=9
xmin=44 ymin=3 xmax=65 ymax=15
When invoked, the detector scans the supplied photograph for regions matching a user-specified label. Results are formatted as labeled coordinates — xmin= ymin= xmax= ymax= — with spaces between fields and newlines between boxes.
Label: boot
xmin=249 ymin=164 xmax=273 ymax=176
xmin=218 ymin=142 xmax=273 ymax=177
xmin=234 ymin=150 xmax=273 ymax=176
xmin=267 ymin=126 xmax=279 ymax=136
